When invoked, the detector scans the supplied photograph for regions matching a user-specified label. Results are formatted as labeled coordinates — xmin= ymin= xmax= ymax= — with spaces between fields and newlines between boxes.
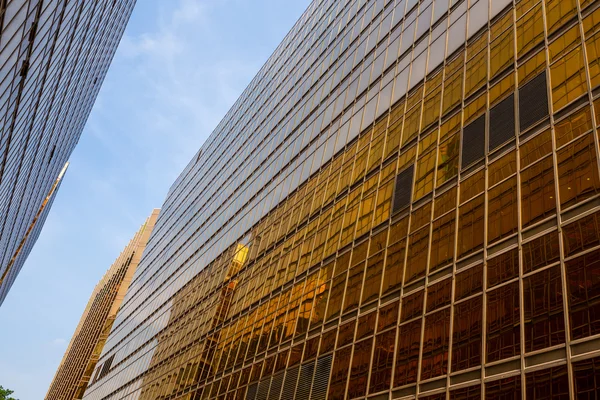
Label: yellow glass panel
xmin=518 ymin=51 xmax=546 ymax=85
xmin=517 ymin=4 xmax=544 ymax=57
xmin=488 ymin=177 xmax=518 ymax=243
xmin=555 ymin=106 xmax=593 ymax=148
xmin=468 ymin=34 xmax=488 ymax=60
xmin=398 ymin=145 xmax=417 ymax=170
xmin=490 ymin=73 xmax=515 ymax=106
xmin=557 ymin=133 xmax=600 ymax=208
xmin=516 ymin=0 xmax=538 ymax=18
xmin=419 ymin=130 xmax=438 ymax=154
xmin=586 ymin=32 xmax=600 ymax=89
xmin=546 ymin=0 xmax=578 ymax=36
xmin=581 ymin=0 xmax=597 ymax=10
xmin=583 ymin=6 xmax=600 ymax=37
xmin=465 ymin=50 xmax=488 ymax=97
xmin=457 ymin=194 xmax=485 ymax=258
xmin=549 ymin=25 xmax=581 ymax=63
xmin=595 ymin=97 xmax=600 ymax=126
xmin=426 ymin=70 xmax=443 ymax=95
xmin=386 ymin=111 xmax=404 ymax=158
xmin=490 ymin=29 xmax=514 ymax=79
xmin=461 ymin=169 xmax=486 ymax=204
xmin=491 ymin=10 xmax=513 ymax=41
xmin=403 ymin=105 xmax=422 ymax=145
xmin=368 ymin=132 xmax=386 ymax=172
xmin=407 ymin=84 xmax=424 ymax=110
xmin=464 ymin=92 xmax=486 ymax=124
xmin=421 ymin=85 xmax=441 ymax=130
xmin=489 ymin=151 xmax=517 ymax=187
xmin=446 ymin=51 xmax=465 ymax=76
xmin=520 ymin=129 xmax=553 ymax=168
xmin=439 ymin=112 xmax=461 ymax=142
xmin=414 ymin=150 xmax=436 ymax=200
xmin=443 ymin=70 xmax=463 ymax=115
xmin=436 ymin=133 xmax=460 ymax=186
xmin=551 ymin=46 xmax=587 ymax=110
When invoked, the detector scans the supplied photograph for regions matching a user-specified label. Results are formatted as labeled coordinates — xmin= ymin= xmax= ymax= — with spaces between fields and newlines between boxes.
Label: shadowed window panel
xmin=523 ymin=266 xmax=565 ymax=352
xmin=525 ymin=365 xmax=570 ymax=399
xmin=394 ymin=319 xmax=421 ymax=387
xmin=461 ymin=114 xmax=486 ymax=169
xmin=485 ymin=376 xmax=521 ymax=399
xmin=489 ymin=94 xmax=515 ymax=151
xmin=562 ymin=210 xmax=600 ymax=257
xmin=267 ymin=373 xmax=283 ymax=400
xmin=348 ymin=337 xmax=373 ymax=398
xmin=328 ymin=347 xmax=351 ymax=400
xmin=369 ymin=329 xmax=396 ymax=394
xmin=573 ymin=356 xmax=600 ymax=397
xmin=519 ymin=71 xmax=549 ymax=130
xmin=421 ymin=308 xmax=450 ymax=380
xmin=566 ymin=249 xmax=600 ymax=340
xmin=487 ymin=281 xmax=520 ymax=362
xmin=452 ymin=296 xmax=482 ymax=372
xmin=281 ymin=366 xmax=299 ymax=400
xmin=393 ymin=165 xmax=414 ymax=214
xmin=450 ymin=384 xmax=481 ymax=399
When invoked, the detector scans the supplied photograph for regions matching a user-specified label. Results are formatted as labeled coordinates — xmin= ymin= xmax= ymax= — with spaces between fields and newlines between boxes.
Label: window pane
xmin=525 ymin=365 xmax=569 ymax=399
xmin=486 ymin=281 xmax=520 ymax=362
xmin=452 ymin=296 xmax=482 ymax=372
xmin=523 ymin=266 xmax=565 ymax=352
xmin=557 ymin=133 xmax=600 ymax=208
xmin=421 ymin=308 xmax=450 ymax=380
xmin=566 ymin=248 xmax=600 ymax=340
xmin=521 ymin=156 xmax=556 ymax=227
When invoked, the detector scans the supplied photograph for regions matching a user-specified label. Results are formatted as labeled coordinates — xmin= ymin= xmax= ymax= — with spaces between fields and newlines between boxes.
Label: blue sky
xmin=0 ymin=1 xmax=310 ymax=398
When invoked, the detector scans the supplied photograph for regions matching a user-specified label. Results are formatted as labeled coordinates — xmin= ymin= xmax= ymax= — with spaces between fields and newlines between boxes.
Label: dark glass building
xmin=84 ymin=0 xmax=600 ymax=398
xmin=0 ymin=0 xmax=136 ymax=305
xmin=46 ymin=210 xmax=159 ymax=400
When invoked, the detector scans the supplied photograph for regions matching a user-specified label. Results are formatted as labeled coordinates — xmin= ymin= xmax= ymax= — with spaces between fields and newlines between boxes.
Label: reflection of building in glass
xmin=46 ymin=210 xmax=159 ymax=400
xmin=85 ymin=0 xmax=600 ymax=398
xmin=0 ymin=0 xmax=136 ymax=305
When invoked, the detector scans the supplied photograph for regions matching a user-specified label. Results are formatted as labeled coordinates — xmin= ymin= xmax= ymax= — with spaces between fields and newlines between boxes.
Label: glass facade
xmin=84 ymin=0 xmax=600 ymax=398
xmin=46 ymin=210 xmax=159 ymax=400
xmin=0 ymin=0 xmax=136 ymax=305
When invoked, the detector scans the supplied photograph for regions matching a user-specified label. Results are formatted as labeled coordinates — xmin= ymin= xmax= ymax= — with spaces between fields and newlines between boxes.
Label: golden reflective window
xmin=436 ymin=133 xmax=460 ymax=187
xmin=517 ymin=4 xmax=544 ymax=57
xmin=555 ymin=106 xmax=593 ymax=148
xmin=443 ymin=70 xmax=463 ymax=115
xmin=557 ymin=133 xmax=600 ymax=208
xmin=521 ymin=156 xmax=556 ymax=227
xmin=546 ymin=0 xmax=578 ymax=35
xmin=518 ymin=50 xmax=547 ymax=85
xmin=465 ymin=49 xmax=488 ymax=98
xmin=457 ymin=194 xmax=485 ymax=258
xmin=490 ymin=73 xmax=515 ymax=106
xmin=586 ymin=32 xmax=600 ymax=89
xmin=490 ymin=29 xmax=514 ymax=79
xmin=414 ymin=149 xmax=436 ymax=200
xmin=551 ymin=46 xmax=588 ymax=110
xmin=406 ymin=226 xmax=430 ymax=283
xmin=460 ymin=169 xmax=485 ymax=204
xmin=488 ymin=151 xmax=517 ymax=187
xmin=488 ymin=177 xmax=518 ymax=243
xmin=520 ymin=128 xmax=552 ymax=168
xmin=430 ymin=212 xmax=456 ymax=272
xmin=549 ymin=25 xmax=581 ymax=63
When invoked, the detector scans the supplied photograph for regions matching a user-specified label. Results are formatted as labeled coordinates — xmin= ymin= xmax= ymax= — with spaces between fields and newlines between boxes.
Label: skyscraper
xmin=0 ymin=0 xmax=136 ymax=305
xmin=84 ymin=0 xmax=600 ymax=398
xmin=46 ymin=210 xmax=159 ymax=400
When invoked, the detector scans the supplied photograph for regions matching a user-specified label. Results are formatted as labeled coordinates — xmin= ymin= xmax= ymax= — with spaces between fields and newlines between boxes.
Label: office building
xmin=46 ymin=210 xmax=159 ymax=400
xmin=84 ymin=0 xmax=600 ymax=398
xmin=0 ymin=0 xmax=136 ymax=305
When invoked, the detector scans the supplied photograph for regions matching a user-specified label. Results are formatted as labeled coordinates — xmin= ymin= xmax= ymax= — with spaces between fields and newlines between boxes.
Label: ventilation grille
xmin=256 ymin=378 xmax=270 ymax=400
xmin=268 ymin=372 xmax=284 ymax=399
xmin=519 ymin=71 xmax=549 ymax=131
xmin=296 ymin=361 xmax=316 ymax=400
xmin=489 ymin=94 xmax=515 ymax=151
xmin=246 ymin=382 xmax=258 ymax=400
xmin=281 ymin=366 xmax=299 ymax=399
xmin=461 ymin=114 xmax=486 ymax=169
xmin=393 ymin=165 xmax=414 ymax=214
xmin=311 ymin=355 xmax=333 ymax=400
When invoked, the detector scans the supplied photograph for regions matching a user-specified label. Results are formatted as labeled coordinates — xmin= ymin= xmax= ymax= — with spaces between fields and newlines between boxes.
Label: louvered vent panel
xmin=489 ymin=94 xmax=515 ymax=151
xmin=268 ymin=372 xmax=284 ymax=400
xmin=519 ymin=72 xmax=549 ymax=131
xmin=311 ymin=355 xmax=333 ymax=400
xmin=392 ymin=165 xmax=414 ymax=214
xmin=295 ymin=361 xmax=316 ymax=400
xmin=281 ymin=366 xmax=299 ymax=399
xmin=246 ymin=382 xmax=258 ymax=400
xmin=256 ymin=378 xmax=270 ymax=400
xmin=461 ymin=114 xmax=486 ymax=169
